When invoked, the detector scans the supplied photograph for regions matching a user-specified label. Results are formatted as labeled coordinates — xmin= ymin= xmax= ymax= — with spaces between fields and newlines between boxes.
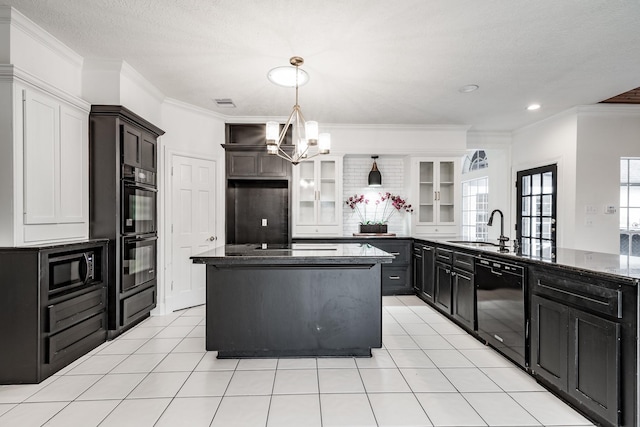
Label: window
xmin=462 ymin=150 xmax=488 ymax=174
xmin=516 ymin=164 xmax=557 ymax=259
xmin=620 ymin=158 xmax=640 ymax=256
xmin=461 ymin=177 xmax=489 ymax=241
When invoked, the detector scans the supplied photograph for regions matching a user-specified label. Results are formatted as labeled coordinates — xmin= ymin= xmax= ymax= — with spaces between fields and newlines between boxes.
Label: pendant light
xmin=368 ymin=156 xmax=382 ymax=187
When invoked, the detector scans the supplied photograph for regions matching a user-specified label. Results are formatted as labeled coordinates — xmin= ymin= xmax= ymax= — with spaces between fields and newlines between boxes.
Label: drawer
xmin=121 ymin=285 xmax=156 ymax=326
xmin=47 ymin=312 xmax=106 ymax=364
xmin=47 ymin=287 xmax=106 ymax=333
xmin=532 ymin=270 xmax=622 ymax=319
xmin=382 ymin=266 xmax=411 ymax=294
xmin=453 ymin=252 xmax=474 ymax=272
xmin=372 ymin=241 xmax=410 ymax=265
xmin=435 ymin=248 xmax=453 ymax=263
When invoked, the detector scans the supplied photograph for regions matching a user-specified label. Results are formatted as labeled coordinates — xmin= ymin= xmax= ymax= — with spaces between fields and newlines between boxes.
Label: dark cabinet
xmin=433 ymin=247 xmax=475 ymax=332
xmin=452 ymin=253 xmax=475 ymax=331
xmin=434 ymin=248 xmax=453 ymax=312
xmin=530 ymin=267 xmax=633 ymax=427
xmin=413 ymin=242 xmax=434 ymax=301
xmin=90 ymin=105 xmax=164 ymax=337
xmin=227 ymin=150 xmax=290 ymax=178
xmin=370 ymin=239 xmax=412 ymax=295
xmin=0 ymin=240 xmax=108 ymax=384
xmin=122 ymin=123 xmax=157 ymax=172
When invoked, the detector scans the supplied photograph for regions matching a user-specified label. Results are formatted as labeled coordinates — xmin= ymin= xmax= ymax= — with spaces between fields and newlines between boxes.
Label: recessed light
xmin=459 ymin=84 xmax=479 ymax=93
xmin=527 ymin=103 xmax=541 ymax=111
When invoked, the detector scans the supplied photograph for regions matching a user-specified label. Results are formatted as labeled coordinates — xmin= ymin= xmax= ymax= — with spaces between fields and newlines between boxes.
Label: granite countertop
xmin=191 ymin=243 xmax=395 ymax=266
xmin=426 ymin=239 xmax=640 ymax=282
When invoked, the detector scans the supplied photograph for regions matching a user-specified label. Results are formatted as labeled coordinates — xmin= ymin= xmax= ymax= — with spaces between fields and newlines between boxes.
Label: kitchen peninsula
xmin=191 ymin=243 xmax=393 ymax=358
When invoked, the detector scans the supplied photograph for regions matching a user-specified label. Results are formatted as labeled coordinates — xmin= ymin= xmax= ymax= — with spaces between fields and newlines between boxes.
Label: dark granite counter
xmin=191 ymin=243 xmax=394 ymax=266
xmin=424 ymin=239 xmax=640 ymax=283
xmin=293 ymin=236 xmax=640 ymax=283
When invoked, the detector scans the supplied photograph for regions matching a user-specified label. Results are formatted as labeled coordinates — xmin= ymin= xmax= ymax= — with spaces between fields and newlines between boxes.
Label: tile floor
xmin=0 ymin=295 xmax=595 ymax=427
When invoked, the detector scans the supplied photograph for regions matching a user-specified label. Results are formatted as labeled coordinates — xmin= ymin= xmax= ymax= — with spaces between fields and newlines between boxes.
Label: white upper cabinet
xmin=292 ymin=155 xmax=343 ymax=236
xmin=412 ymin=157 xmax=460 ymax=236
xmin=0 ymin=82 xmax=89 ymax=246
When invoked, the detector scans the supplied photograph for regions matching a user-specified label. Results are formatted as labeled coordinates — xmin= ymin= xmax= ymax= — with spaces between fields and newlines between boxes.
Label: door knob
xmin=209 ymin=236 xmax=216 ymax=241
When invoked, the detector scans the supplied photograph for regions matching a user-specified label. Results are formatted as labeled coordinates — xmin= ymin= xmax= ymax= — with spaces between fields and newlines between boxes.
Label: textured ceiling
xmin=3 ymin=0 xmax=640 ymax=131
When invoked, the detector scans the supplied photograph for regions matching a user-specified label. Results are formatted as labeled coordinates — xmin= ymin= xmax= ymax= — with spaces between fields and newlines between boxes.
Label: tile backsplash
xmin=342 ymin=156 xmax=410 ymax=236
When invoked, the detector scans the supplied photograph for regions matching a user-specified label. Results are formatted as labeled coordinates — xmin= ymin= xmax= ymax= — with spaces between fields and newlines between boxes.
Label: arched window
xmin=462 ymin=150 xmax=488 ymax=174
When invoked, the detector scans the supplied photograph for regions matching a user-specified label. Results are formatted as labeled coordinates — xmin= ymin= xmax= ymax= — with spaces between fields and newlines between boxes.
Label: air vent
xmin=213 ymin=98 xmax=236 ymax=108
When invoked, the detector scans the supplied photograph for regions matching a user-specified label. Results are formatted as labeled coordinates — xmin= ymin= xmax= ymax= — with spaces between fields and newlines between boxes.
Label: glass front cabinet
xmin=412 ymin=158 xmax=460 ymax=235
xmin=292 ymin=156 xmax=344 ymax=236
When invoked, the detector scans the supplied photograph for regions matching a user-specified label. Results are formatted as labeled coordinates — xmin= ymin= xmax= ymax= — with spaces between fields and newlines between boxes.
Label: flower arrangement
xmin=345 ymin=192 xmax=413 ymax=225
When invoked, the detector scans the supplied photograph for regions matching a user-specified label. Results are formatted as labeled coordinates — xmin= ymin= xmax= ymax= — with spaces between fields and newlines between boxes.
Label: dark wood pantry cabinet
xmin=89 ymin=105 xmax=164 ymax=338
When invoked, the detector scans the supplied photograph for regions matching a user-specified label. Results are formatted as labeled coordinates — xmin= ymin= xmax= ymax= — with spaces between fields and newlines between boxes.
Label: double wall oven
xmin=121 ymin=164 xmax=157 ymax=293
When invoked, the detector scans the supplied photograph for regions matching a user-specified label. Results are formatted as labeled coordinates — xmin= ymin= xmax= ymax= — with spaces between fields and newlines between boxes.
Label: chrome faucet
xmin=487 ymin=209 xmax=509 ymax=252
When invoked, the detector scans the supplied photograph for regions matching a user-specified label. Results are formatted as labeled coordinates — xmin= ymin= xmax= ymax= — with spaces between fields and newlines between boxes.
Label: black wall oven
xmin=122 ymin=164 xmax=157 ymax=235
xmin=121 ymin=234 xmax=157 ymax=292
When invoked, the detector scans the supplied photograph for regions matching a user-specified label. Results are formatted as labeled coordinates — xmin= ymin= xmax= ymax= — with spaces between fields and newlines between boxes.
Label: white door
xmin=169 ymin=155 xmax=217 ymax=312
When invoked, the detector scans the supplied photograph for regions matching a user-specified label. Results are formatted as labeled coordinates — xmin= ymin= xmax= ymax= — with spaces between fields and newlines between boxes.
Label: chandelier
xmin=266 ymin=56 xmax=330 ymax=165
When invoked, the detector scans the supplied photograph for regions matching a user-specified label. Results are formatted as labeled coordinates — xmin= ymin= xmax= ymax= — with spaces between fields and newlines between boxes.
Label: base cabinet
xmin=532 ymin=295 xmax=620 ymax=426
xmin=529 ymin=261 xmax=637 ymax=427
xmin=0 ymin=240 xmax=108 ymax=384
xmin=413 ymin=242 xmax=434 ymax=301
xmin=452 ymin=268 xmax=475 ymax=330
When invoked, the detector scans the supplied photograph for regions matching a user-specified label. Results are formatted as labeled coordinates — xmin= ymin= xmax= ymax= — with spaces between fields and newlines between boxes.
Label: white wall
xmin=342 ymin=156 xmax=411 ymax=236
xmin=574 ymin=105 xmax=640 ymax=253
xmin=467 ymin=132 xmax=512 ymax=241
xmin=2 ymin=7 xmax=83 ymax=97
xmin=325 ymin=124 xmax=468 ymax=156
xmin=512 ymin=110 xmax=578 ymax=249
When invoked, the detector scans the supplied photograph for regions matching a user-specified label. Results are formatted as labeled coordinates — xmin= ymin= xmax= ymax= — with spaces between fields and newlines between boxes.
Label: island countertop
xmin=191 ymin=242 xmax=395 ymax=266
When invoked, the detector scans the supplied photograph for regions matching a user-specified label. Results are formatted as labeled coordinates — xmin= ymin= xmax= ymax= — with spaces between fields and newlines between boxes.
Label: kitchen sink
xmin=447 ymin=240 xmax=499 ymax=247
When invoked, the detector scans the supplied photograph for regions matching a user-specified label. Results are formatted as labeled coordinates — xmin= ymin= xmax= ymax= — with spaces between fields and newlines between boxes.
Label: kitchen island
xmin=191 ymin=243 xmax=393 ymax=358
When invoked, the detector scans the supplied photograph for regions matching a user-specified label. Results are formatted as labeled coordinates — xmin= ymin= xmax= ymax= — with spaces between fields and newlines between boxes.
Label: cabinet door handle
xmin=388 ymin=276 xmax=400 ymax=280
xmin=390 ymin=252 xmax=400 ymax=255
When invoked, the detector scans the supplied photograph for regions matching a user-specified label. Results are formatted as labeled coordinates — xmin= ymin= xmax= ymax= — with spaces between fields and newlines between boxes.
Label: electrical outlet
xmin=261 ymin=218 xmax=268 ymax=226
xmin=585 ymin=218 xmax=594 ymax=227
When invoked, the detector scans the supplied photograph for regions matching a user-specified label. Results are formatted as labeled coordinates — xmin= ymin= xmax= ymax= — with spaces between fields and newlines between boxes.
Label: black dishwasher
xmin=475 ymin=257 xmax=528 ymax=368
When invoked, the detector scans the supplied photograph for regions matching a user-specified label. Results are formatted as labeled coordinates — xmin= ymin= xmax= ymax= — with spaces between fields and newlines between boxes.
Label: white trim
xmin=0 ymin=6 xmax=83 ymax=68
xmin=576 ymin=104 xmax=640 ymax=116
xmin=120 ymin=60 xmax=165 ymax=103
xmin=0 ymin=64 xmax=89 ymax=111
xmin=163 ymin=97 xmax=227 ymax=120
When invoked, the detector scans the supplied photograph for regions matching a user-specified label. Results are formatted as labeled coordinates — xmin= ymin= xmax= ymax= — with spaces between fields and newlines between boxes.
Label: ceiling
xmin=3 ymin=0 xmax=640 ymax=131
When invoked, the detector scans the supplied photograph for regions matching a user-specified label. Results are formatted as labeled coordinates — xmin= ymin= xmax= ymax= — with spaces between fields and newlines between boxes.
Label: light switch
xmin=262 ymin=218 xmax=268 ymax=226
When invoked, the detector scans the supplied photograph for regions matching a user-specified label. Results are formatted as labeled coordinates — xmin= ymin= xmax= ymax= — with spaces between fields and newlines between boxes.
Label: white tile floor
xmin=0 ymin=295 xmax=595 ymax=427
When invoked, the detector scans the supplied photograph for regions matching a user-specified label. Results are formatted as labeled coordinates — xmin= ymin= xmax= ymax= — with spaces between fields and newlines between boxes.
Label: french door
xmin=516 ymin=164 xmax=557 ymax=259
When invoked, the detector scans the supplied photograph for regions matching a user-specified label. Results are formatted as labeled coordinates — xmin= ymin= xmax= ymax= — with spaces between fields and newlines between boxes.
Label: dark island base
xmin=206 ymin=263 xmax=383 ymax=358
xmin=217 ymin=348 xmax=372 ymax=358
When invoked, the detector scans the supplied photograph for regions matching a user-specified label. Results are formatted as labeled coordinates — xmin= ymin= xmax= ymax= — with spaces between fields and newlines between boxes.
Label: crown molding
xmin=163 ymin=97 xmax=227 ymax=120
xmin=0 ymin=64 xmax=89 ymax=111
xmin=120 ymin=60 xmax=165 ymax=103
xmin=0 ymin=6 xmax=83 ymax=68
xmin=576 ymin=104 xmax=640 ymax=115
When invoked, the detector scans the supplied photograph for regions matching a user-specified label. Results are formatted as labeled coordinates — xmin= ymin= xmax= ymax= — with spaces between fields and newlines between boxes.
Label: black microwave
xmin=49 ymin=251 xmax=97 ymax=294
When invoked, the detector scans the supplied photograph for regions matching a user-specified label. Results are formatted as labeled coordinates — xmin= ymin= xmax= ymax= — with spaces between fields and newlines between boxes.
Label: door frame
xmin=515 ymin=163 xmax=558 ymax=258
xmin=158 ymin=148 xmax=224 ymax=315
